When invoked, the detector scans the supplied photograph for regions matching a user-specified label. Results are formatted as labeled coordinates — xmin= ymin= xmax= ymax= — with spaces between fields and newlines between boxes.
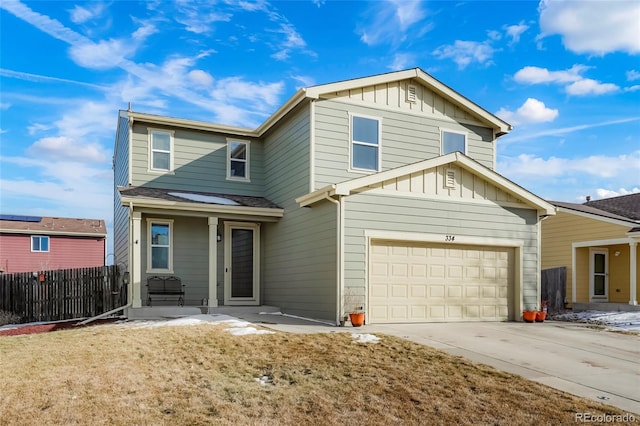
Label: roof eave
xmin=121 ymin=196 xmax=284 ymax=218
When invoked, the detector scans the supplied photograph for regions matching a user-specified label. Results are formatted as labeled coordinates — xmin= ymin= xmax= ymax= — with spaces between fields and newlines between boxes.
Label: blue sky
xmin=1 ymin=0 xmax=639 ymax=258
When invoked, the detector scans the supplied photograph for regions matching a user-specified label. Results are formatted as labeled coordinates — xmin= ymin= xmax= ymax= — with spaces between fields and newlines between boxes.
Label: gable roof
xmin=0 ymin=216 xmax=107 ymax=237
xmin=549 ymin=193 xmax=640 ymax=227
xmin=120 ymin=67 xmax=511 ymax=139
xmin=297 ymin=152 xmax=555 ymax=216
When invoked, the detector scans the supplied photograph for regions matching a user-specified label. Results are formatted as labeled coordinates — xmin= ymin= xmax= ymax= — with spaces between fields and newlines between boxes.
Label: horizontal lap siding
xmin=114 ymin=115 xmax=130 ymax=268
xmin=141 ymin=215 xmax=209 ymax=305
xmin=344 ymin=193 xmax=540 ymax=310
xmin=131 ymin=123 xmax=264 ymax=196
xmin=313 ymin=100 xmax=495 ymax=190
xmin=263 ymin=104 xmax=338 ymax=321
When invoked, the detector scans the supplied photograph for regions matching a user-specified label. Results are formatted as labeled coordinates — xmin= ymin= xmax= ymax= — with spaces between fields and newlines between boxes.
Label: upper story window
xmin=147 ymin=219 xmax=173 ymax=272
xmin=31 ymin=236 xmax=49 ymax=252
xmin=351 ymin=114 xmax=381 ymax=172
xmin=441 ymin=130 xmax=467 ymax=155
xmin=227 ymin=139 xmax=250 ymax=181
xmin=148 ymin=129 xmax=174 ymax=172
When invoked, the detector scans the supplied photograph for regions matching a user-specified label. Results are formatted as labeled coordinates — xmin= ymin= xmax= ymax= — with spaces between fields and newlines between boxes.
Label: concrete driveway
xmin=241 ymin=312 xmax=640 ymax=415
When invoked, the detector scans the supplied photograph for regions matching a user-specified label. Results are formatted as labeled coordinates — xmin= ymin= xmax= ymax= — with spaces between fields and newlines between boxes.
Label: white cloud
xmin=187 ymin=70 xmax=214 ymax=87
xmin=0 ymin=102 xmax=10 ymax=110
xmin=514 ymin=64 xmax=587 ymax=84
xmin=68 ymin=3 xmax=105 ymax=24
xmin=595 ymin=187 xmax=640 ymax=199
xmin=359 ymin=0 xmax=429 ymax=46
xmin=290 ymin=74 xmax=315 ymax=88
xmin=26 ymin=136 xmax=110 ymax=163
xmin=496 ymin=98 xmax=558 ymax=126
xmin=504 ymin=21 xmax=529 ymax=44
xmin=433 ymin=40 xmax=496 ymax=69
xmin=388 ymin=53 xmax=415 ymax=71
xmin=627 ymin=70 xmax=640 ymax=81
xmin=565 ymin=79 xmax=619 ymax=96
xmin=502 ymin=117 xmax=640 ymax=143
xmin=539 ymin=0 xmax=640 ymax=55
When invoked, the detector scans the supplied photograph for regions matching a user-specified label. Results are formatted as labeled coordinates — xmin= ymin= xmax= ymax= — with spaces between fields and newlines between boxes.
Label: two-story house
xmin=0 ymin=215 xmax=106 ymax=273
xmin=113 ymin=68 xmax=554 ymax=324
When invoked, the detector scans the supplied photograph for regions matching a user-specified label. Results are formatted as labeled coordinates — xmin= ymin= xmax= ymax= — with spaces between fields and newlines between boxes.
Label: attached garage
xmin=369 ymin=239 xmax=515 ymax=323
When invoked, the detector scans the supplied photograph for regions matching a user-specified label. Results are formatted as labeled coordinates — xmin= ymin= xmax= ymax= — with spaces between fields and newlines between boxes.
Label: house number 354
xmin=445 ymin=235 xmax=455 ymax=241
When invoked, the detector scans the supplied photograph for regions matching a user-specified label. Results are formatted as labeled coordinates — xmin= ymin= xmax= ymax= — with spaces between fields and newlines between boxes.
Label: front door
xmin=224 ymin=222 xmax=260 ymax=305
xmin=590 ymin=248 xmax=608 ymax=301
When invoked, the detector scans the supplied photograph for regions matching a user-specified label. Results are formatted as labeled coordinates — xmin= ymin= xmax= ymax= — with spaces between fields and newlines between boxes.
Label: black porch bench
xmin=146 ymin=276 xmax=185 ymax=306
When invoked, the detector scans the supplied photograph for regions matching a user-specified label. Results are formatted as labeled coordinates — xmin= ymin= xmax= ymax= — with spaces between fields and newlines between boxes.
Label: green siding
xmin=113 ymin=115 xmax=130 ymax=268
xmin=343 ymin=193 xmax=540 ymax=311
xmin=130 ymin=123 xmax=264 ymax=196
xmin=262 ymin=104 xmax=338 ymax=321
xmin=313 ymin=99 xmax=495 ymax=190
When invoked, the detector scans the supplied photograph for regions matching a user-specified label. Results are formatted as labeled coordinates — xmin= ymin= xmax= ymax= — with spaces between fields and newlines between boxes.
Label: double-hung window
xmin=227 ymin=139 xmax=250 ymax=181
xmin=441 ymin=130 xmax=467 ymax=155
xmin=148 ymin=219 xmax=173 ymax=272
xmin=149 ymin=129 xmax=174 ymax=172
xmin=351 ymin=115 xmax=381 ymax=172
xmin=31 ymin=236 xmax=49 ymax=252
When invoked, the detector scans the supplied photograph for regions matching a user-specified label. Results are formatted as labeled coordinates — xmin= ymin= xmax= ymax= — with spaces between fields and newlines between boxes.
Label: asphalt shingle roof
xmin=549 ymin=193 xmax=640 ymax=225
xmin=0 ymin=216 xmax=107 ymax=235
xmin=119 ymin=186 xmax=282 ymax=209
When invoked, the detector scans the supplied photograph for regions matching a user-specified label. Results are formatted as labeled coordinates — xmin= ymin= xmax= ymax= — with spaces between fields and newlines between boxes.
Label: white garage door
xmin=369 ymin=240 xmax=514 ymax=323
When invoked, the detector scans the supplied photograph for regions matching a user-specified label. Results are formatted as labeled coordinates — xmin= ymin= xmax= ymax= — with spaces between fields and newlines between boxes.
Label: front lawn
xmin=0 ymin=321 xmax=627 ymax=425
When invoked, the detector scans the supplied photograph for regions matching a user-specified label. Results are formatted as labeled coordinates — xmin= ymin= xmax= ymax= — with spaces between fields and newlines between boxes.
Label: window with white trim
xmin=227 ymin=139 xmax=250 ymax=180
xmin=31 ymin=236 xmax=49 ymax=252
xmin=149 ymin=129 xmax=174 ymax=172
xmin=351 ymin=115 xmax=380 ymax=171
xmin=147 ymin=219 xmax=173 ymax=272
xmin=441 ymin=130 xmax=466 ymax=155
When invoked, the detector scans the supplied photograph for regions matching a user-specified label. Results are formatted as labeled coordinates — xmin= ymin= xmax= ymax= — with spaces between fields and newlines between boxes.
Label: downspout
xmin=78 ymin=202 xmax=135 ymax=325
xmin=324 ymin=194 xmax=343 ymax=325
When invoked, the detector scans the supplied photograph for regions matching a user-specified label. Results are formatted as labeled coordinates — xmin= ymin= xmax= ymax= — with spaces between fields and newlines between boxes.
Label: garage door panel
xmin=370 ymin=240 xmax=514 ymax=323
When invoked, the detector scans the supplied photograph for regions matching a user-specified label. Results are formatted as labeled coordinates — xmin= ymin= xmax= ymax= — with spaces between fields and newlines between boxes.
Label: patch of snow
xmin=255 ymin=375 xmax=274 ymax=386
xmin=553 ymin=310 xmax=640 ymax=332
xmin=351 ymin=333 xmax=380 ymax=344
xmin=168 ymin=192 xmax=240 ymax=206
xmin=226 ymin=327 xmax=274 ymax=336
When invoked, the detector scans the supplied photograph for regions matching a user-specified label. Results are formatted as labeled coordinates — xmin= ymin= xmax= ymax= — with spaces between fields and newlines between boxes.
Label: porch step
xmin=126 ymin=305 xmax=281 ymax=320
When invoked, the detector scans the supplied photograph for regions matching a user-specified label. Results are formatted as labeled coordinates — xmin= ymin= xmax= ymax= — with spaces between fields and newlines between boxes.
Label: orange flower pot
xmin=522 ymin=311 xmax=536 ymax=323
xmin=349 ymin=312 xmax=365 ymax=327
xmin=535 ymin=311 xmax=547 ymax=322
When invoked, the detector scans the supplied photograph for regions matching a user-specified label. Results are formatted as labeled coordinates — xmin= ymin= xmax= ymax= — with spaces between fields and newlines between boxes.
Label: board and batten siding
xmin=262 ymin=104 xmax=339 ymax=321
xmin=313 ymin=98 xmax=495 ymax=191
xmin=113 ymin=114 xmax=130 ymax=269
xmin=541 ymin=210 xmax=634 ymax=304
xmin=343 ymin=193 xmax=540 ymax=312
xmin=140 ymin=214 xmax=210 ymax=306
xmin=130 ymin=123 xmax=264 ymax=196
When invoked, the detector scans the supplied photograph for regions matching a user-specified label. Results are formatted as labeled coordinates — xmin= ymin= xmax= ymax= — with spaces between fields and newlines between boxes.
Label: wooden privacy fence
xmin=541 ymin=266 xmax=567 ymax=313
xmin=0 ymin=265 xmax=127 ymax=324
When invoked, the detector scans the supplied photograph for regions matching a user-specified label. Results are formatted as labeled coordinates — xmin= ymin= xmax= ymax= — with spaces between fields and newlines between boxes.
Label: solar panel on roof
xmin=0 ymin=214 xmax=43 ymax=222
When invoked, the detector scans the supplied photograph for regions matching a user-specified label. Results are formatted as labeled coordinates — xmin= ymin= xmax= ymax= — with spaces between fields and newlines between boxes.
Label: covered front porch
xmin=571 ymin=231 xmax=639 ymax=307
xmin=120 ymin=187 xmax=284 ymax=317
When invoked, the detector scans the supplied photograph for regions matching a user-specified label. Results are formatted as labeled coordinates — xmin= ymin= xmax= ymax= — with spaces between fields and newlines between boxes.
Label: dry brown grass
xmin=0 ymin=322 xmax=630 ymax=425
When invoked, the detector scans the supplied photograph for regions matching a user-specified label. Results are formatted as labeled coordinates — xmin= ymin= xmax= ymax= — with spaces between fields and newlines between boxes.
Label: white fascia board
xmin=121 ymin=196 xmax=284 ymax=218
xmin=295 ymin=185 xmax=337 ymax=207
xmin=305 ymin=69 xmax=419 ymax=98
xmin=256 ymin=90 xmax=308 ymax=135
xmin=125 ymin=111 xmax=257 ymax=137
xmin=555 ymin=206 xmax=638 ymax=228
xmin=0 ymin=229 xmax=107 ymax=237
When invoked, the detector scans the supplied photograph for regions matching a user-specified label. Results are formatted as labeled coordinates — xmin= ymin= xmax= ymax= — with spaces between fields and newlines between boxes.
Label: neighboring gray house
xmin=113 ymin=68 xmax=554 ymax=324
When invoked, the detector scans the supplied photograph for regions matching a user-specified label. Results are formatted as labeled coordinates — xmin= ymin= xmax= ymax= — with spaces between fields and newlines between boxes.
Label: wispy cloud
xmin=433 ymin=40 xmax=496 ymax=69
xmin=68 ymin=3 xmax=107 ymax=25
xmin=358 ymin=0 xmax=429 ymax=46
xmin=502 ymin=117 xmax=640 ymax=143
xmin=0 ymin=68 xmax=107 ymax=90
xmin=538 ymin=0 xmax=640 ymax=55
xmin=504 ymin=21 xmax=529 ymax=44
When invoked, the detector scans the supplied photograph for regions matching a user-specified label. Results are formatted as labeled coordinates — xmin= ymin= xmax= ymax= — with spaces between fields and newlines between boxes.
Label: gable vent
xmin=406 ymin=84 xmax=417 ymax=103
xmin=445 ymin=168 xmax=456 ymax=189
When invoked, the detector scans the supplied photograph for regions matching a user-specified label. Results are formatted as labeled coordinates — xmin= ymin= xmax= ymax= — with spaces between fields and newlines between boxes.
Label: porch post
xmin=208 ymin=217 xmax=219 ymax=308
xmin=132 ymin=211 xmax=142 ymax=308
xmin=630 ymin=241 xmax=637 ymax=305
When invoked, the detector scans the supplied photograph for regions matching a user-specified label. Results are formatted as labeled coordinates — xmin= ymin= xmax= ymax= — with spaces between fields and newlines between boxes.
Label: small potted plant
xmin=522 ymin=306 xmax=537 ymax=323
xmin=536 ymin=300 xmax=548 ymax=322
xmin=344 ymin=287 xmax=365 ymax=327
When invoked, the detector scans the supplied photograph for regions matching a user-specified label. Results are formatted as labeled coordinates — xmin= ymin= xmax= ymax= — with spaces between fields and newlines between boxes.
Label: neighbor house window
xmin=441 ymin=130 xmax=466 ymax=155
xmin=147 ymin=219 xmax=173 ymax=272
xmin=227 ymin=139 xmax=250 ymax=180
xmin=149 ymin=129 xmax=174 ymax=172
xmin=31 ymin=236 xmax=49 ymax=252
xmin=351 ymin=114 xmax=381 ymax=171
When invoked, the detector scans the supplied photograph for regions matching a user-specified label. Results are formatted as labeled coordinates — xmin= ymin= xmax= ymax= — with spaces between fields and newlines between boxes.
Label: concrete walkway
xmin=236 ymin=312 xmax=640 ymax=415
